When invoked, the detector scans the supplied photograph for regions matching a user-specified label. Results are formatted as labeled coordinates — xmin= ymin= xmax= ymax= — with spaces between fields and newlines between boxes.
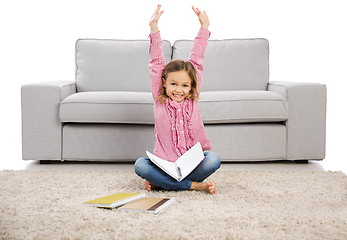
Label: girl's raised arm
xmin=189 ymin=7 xmax=211 ymax=93
xmin=149 ymin=5 xmax=165 ymax=100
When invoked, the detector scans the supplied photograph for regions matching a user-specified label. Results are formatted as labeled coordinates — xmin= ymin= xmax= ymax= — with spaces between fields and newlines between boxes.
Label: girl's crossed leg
xmin=134 ymin=151 xmax=220 ymax=194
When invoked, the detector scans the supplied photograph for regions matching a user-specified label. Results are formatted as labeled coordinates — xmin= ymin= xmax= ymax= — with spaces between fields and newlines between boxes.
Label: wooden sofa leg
xmin=294 ymin=160 xmax=308 ymax=164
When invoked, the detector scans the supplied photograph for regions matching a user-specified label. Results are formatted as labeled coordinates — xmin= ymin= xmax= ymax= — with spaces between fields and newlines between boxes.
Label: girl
xmin=134 ymin=5 xmax=220 ymax=195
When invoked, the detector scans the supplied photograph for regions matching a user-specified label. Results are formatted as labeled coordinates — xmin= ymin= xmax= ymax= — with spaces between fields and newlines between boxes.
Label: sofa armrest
xmin=267 ymin=81 xmax=327 ymax=160
xmin=21 ymin=81 xmax=76 ymax=160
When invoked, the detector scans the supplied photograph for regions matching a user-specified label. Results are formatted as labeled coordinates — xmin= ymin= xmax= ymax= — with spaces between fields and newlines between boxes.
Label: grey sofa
xmin=21 ymin=37 xmax=327 ymax=163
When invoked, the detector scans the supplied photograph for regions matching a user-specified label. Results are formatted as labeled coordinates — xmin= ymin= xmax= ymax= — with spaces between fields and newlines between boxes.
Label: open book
xmin=146 ymin=142 xmax=204 ymax=182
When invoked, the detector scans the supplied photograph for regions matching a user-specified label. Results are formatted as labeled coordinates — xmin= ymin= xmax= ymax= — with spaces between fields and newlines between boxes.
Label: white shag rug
xmin=0 ymin=170 xmax=346 ymax=240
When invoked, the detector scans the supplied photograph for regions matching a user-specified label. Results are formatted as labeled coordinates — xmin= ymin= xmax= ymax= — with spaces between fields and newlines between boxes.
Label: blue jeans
xmin=134 ymin=151 xmax=220 ymax=190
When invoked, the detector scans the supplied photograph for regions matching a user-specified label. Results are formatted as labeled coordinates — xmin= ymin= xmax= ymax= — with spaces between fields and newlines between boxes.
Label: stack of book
xmin=83 ymin=192 xmax=175 ymax=215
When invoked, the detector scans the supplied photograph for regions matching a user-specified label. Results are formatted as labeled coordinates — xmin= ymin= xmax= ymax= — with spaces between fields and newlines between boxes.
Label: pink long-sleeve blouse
xmin=149 ymin=27 xmax=211 ymax=162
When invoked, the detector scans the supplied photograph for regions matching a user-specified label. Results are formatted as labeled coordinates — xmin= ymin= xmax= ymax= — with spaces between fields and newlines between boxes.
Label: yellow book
xmin=83 ymin=193 xmax=146 ymax=208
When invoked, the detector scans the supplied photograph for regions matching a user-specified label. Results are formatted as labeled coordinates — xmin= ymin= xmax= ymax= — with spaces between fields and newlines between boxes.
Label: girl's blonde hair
xmin=157 ymin=59 xmax=199 ymax=104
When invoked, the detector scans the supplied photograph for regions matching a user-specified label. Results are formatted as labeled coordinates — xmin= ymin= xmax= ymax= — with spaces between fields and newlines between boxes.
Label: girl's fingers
xmin=196 ymin=8 xmax=202 ymax=15
xmin=158 ymin=10 xmax=164 ymax=20
xmin=193 ymin=6 xmax=206 ymax=17
xmin=155 ymin=4 xmax=161 ymax=14
xmin=192 ymin=6 xmax=199 ymax=15
xmin=151 ymin=5 xmax=163 ymax=21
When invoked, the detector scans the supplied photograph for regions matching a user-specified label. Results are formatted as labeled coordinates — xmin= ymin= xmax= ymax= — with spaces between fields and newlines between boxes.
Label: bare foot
xmin=144 ymin=180 xmax=162 ymax=191
xmin=145 ymin=180 xmax=152 ymax=191
xmin=207 ymin=181 xmax=216 ymax=195
xmin=190 ymin=181 xmax=216 ymax=195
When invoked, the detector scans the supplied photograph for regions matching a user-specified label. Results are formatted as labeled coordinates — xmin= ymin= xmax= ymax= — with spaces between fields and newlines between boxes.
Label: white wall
xmin=1 ymin=0 xmax=346 ymax=169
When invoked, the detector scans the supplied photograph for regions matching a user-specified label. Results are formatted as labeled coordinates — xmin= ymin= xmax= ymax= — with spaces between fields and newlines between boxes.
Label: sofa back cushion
xmin=173 ymin=38 xmax=269 ymax=91
xmin=75 ymin=39 xmax=172 ymax=92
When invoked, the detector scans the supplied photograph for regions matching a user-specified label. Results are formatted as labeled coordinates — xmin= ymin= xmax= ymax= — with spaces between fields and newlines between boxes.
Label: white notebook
xmin=146 ymin=142 xmax=204 ymax=182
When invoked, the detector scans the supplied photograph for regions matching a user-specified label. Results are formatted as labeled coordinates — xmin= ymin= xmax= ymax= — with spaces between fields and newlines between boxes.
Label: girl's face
xmin=163 ymin=70 xmax=192 ymax=104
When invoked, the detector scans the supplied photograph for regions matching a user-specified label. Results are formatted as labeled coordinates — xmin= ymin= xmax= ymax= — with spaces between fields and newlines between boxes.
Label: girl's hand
xmin=192 ymin=6 xmax=209 ymax=29
xmin=149 ymin=4 xmax=164 ymax=33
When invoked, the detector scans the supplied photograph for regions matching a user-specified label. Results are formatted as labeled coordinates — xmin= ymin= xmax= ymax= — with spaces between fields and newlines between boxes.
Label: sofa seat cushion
xmin=199 ymin=91 xmax=288 ymax=124
xmin=60 ymin=92 xmax=155 ymax=124
xmin=60 ymin=91 xmax=288 ymax=124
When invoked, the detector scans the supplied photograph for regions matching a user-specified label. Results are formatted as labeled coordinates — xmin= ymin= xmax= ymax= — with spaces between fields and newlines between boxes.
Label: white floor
xmin=1 ymin=157 xmax=346 ymax=174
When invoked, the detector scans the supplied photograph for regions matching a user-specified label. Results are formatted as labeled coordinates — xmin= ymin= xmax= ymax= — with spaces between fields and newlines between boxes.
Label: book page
xmin=146 ymin=151 xmax=179 ymax=180
xmin=175 ymin=142 xmax=204 ymax=179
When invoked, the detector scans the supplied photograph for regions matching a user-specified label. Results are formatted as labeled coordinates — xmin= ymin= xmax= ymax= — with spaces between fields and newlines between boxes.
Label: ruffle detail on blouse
xmin=182 ymin=99 xmax=195 ymax=151
xmin=166 ymin=98 xmax=195 ymax=157
xmin=166 ymin=99 xmax=179 ymax=156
